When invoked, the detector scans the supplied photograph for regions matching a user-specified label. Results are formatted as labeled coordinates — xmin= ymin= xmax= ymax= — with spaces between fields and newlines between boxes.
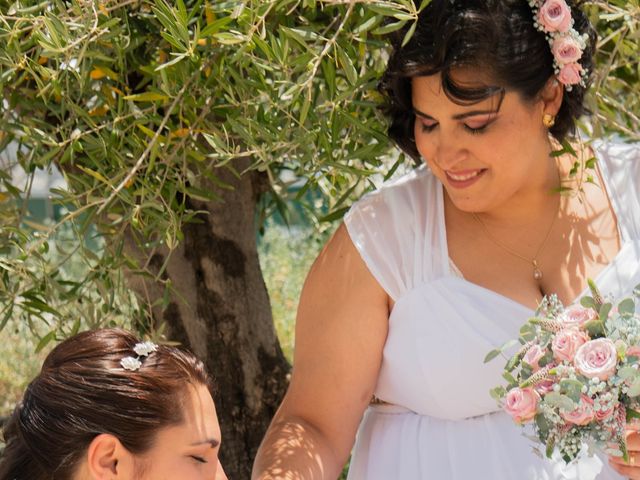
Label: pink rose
xmin=557 ymin=63 xmax=583 ymax=86
xmin=535 ymin=379 xmax=556 ymax=396
xmin=552 ymin=36 xmax=583 ymax=65
xmin=574 ymin=338 xmax=618 ymax=380
xmin=552 ymin=328 xmax=589 ymax=362
xmin=505 ymin=387 xmax=540 ymax=424
xmin=627 ymin=346 xmax=640 ymax=357
xmin=595 ymin=404 xmax=615 ymax=422
xmin=561 ymin=394 xmax=595 ymax=425
xmin=523 ymin=344 xmax=546 ymax=371
xmin=559 ymin=304 xmax=598 ymax=328
xmin=538 ymin=0 xmax=573 ymax=33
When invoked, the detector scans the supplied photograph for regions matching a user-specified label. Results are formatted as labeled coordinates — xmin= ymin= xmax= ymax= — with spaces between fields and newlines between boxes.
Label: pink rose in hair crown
xmin=505 ymin=387 xmax=540 ymax=424
xmin=523 ymin=344 xmax=545 ymax=370
xmin=561 ymin=394 xmax=595 ymax=426
xmin=557 ymin=63 xmax=583 ymax=86
xmin=551 ymin=36 xmax=583 ymax=65
xmin=559 ymin=304 xmax=598 ymax=328
xmin=552 ymin=328 xmax=589 ymax=362
xmin=574 ymin=338 xmax=618 ymax=380
xmin=537 ymin=0 xmax=572 ymax=33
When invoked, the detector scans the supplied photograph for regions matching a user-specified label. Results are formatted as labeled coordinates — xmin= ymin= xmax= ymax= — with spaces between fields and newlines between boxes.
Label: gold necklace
xmin=471 ymin=198 xmax=560 ymax=282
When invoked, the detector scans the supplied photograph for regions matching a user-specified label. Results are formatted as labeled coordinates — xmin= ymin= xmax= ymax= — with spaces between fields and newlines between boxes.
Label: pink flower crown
xmin=529 ymin=0 xmax=589 ymax=90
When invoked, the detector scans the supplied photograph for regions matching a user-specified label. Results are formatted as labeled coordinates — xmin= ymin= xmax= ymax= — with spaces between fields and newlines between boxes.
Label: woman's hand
xmin=608 ymin=430 xmax=640 ymax=479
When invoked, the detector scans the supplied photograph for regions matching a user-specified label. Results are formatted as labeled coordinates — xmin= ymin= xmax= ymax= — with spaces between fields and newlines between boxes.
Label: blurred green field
xmin=258 ymin=223 xmax=332 ymax=362
xmin=0 ymin=321 xmax=49 ymax=416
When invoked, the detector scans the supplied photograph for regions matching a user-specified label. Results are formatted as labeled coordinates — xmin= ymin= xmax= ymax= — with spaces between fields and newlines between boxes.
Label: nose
xmin=432 ymin=137 xmax=468 ymax=171
xmin=214 ymin=459 xmax=228 ymax=480
xmin=415 ymin=120 xmax=468 ymax=171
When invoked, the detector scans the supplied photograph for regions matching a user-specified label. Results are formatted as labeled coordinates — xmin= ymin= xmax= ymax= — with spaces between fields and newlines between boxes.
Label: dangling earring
xmin=543 ymin=113 xmax=556 ymax=128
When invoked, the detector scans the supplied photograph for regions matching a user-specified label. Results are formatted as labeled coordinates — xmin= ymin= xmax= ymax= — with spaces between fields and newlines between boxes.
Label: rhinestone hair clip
xmin=120 ymin=341 xmax=158 ymax=371
xmin=529 ymin=0 xmax=589 ymax=90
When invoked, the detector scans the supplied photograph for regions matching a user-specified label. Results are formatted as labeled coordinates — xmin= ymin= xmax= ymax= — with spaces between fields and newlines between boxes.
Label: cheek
xmin=140 ymin=460 xmax=197 ymax=480
xmin=132 ymin=457 xmax=152 ymax=479
xmin=133 ymin=452 xmax=182 ymax=480
xmin=413 ymin=133 xmax=436 ymax=166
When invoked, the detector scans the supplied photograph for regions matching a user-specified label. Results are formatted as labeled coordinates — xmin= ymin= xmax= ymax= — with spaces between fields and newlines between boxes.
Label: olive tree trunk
xmin=122 ymin=161 xmax=290 ymax=480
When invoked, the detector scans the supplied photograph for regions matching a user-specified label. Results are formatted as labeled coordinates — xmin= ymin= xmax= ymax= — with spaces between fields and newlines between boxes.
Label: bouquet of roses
xmin=486 ymin=281 xmax=640 ymax=463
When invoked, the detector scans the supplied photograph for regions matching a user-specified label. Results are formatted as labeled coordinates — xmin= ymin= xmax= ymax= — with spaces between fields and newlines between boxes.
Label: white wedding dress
xmin=344 ymin=140 xmax=640 ymax=479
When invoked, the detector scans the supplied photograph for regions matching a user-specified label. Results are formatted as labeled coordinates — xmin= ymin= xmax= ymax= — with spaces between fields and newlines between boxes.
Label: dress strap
xmin=344 ymin=166 xmax=450 ymax=301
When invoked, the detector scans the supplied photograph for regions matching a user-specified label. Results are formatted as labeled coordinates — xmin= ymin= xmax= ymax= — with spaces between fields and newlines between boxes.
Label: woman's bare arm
xmin=252 ymin=223 xmax=390 ymax=479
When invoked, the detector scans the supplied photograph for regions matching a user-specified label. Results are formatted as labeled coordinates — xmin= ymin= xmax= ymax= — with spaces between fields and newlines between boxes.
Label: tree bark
xmin=122 ymin=160 xmax=290 ymax=479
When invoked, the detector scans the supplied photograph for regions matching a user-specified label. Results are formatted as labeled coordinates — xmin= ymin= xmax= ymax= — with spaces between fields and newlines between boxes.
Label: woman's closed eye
xmin=463 ymin=123 xmax=489 ymax=134
xmin=190 ymin=455 xmax=209 ymax=464
xmin=417 ymin=119 xmax=494 ymax=135
xmin=418 ymin=120 xmax=437 ymax=132
xmin=461 ymin=115 xmax=498 ymax=134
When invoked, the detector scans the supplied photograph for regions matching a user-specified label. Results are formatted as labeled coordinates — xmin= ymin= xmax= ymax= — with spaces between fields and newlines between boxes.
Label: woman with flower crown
xmin=252 ymin=0 xmax=640 ymax=479
xmin=0 ymin=328 xmax=228 ymax=480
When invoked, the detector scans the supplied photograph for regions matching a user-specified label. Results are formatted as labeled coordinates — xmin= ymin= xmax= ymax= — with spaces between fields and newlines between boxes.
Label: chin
xmin=444 ymin=190 xmax=485 ymax=213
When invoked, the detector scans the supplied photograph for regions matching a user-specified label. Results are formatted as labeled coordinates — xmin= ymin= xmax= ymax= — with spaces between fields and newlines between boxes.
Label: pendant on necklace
xmin=532 ymin=259 xmax=543 ymax=281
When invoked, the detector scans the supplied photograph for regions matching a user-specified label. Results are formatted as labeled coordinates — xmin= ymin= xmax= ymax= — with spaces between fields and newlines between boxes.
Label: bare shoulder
xmin=303 ymin=223 xmax=386 ymax=298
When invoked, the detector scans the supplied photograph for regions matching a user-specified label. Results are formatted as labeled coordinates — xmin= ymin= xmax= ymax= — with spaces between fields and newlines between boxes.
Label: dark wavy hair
xmin=0 ymin=328 xmax=211 ymax=480
xmin=379 ymin=0 xmax=597 ymax=161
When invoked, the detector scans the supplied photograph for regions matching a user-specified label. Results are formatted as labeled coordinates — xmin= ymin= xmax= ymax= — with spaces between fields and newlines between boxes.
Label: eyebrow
xmin=413 ymin=107 xmax=499 ymax=121
xmin=190 ymin=438 xmax=220 ymax=448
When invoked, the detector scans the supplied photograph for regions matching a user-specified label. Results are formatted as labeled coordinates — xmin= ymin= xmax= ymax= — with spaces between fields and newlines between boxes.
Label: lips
xmin=444 ymin=169 xmax=487 ymax=188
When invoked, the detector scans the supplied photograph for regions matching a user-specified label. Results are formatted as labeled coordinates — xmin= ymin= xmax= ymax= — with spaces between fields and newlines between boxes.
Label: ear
xmin=85 ymin=433 xmax=136 ymax=480
xmin=539 ymin=76 xmax=564 ymax=117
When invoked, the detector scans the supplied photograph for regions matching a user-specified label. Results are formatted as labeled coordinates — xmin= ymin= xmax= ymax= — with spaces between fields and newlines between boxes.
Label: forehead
xmin=415 ymin=67 xmax=497 ymax=90
xmin=152 ymin=383 xmax=221 ymax=448
xmin=411 ymin=70 xmax=509 ymax=114
xmin=182 ymin=383 xmax=220 ymax=439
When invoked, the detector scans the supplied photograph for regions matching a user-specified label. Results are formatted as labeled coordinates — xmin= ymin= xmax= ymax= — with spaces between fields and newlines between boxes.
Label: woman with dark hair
xmin=253 ymin=0 xmax=640 ymax=479
xmin=0 ymin=328 xmax=228 ymax=480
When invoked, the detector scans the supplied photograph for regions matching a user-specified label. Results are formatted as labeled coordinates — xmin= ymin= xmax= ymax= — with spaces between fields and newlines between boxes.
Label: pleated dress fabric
xmin=344 ymin=141 xmax=640 ymax=479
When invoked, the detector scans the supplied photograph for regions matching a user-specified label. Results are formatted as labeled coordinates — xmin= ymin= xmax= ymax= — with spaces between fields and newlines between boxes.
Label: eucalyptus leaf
xmin=543 ymin=392 xmax=575 ymax=411
xmin=584 ymin=319 xmax=606 ymax=338
xmin=618 ymin=298 xmax=636 ymax=316
xmin=580 ymin=296 xmax=596 ymax=309
xmin=599 ymin=302 xmax=613 ymax=320
xmin=490 ymin=386 xmax=506 ymax=401
xmin=502 ymin=371 xmax=517 ymax=386
xmin=617 ymin=366 xmax=639 ymax=380
xmin=535 ymin=413 xmax=551 ymax=438
xmin=484 ymin=348 xmax=501 ymax=363
xmin=629 ymin=378 xmax=640 ymax=397
xmin=559 ymin=379 xmax=583 ymax=403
